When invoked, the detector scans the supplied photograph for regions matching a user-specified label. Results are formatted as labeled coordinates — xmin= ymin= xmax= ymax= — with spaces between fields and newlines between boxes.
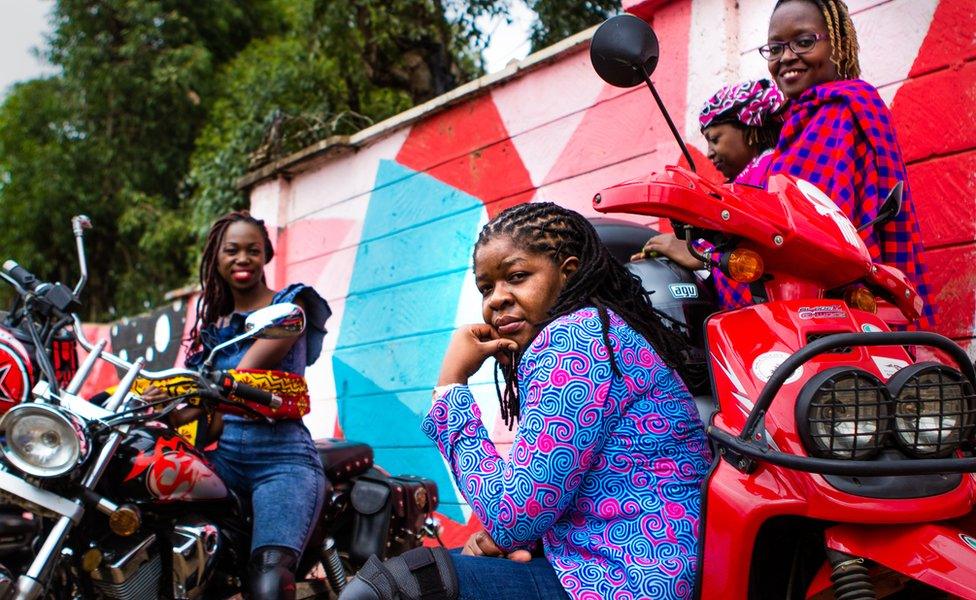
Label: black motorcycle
xmin=0 ymin=217 xmax=439 ymax=599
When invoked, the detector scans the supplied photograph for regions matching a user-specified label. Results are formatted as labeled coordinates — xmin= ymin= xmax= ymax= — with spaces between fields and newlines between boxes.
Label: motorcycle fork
xmin=11 ymin=362 xmax=144 ymax=600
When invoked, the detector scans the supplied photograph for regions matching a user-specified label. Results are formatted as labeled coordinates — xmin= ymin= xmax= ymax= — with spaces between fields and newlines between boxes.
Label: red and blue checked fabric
xmin=712 ymin=79 xmax=935 ymax=329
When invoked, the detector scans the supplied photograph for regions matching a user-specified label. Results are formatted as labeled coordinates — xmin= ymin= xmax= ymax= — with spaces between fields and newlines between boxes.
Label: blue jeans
xmin=450 ymin=551 xmax=569 ymax=600
xmin=208 ymin=418 xmax=326 ymax=554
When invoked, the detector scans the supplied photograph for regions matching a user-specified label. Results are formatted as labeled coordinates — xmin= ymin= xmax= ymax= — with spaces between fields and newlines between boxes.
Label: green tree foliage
xmin=0 ymin=78 xmax=102 ymax=308
xmin=187 ymin=0 xmax=503 ymax=235
xmin=527 ymin=0 xmax=619 ymax=50
xmin=0 ymin=1 xmax=283 ymax=318
xmin=0 ymin=0 xmax=617 ymax=319
xmin=187 ymin=36 xmax=351 ymax=233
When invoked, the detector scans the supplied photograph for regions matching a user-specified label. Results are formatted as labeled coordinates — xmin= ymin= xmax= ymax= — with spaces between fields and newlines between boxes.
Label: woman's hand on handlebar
xmin=437 ymin=324 xmax=518 ymax=386
xmin=140 ymin=385 xmax=168 ymax=405
xmin=461 ymin=530 xmax=532 ymax=563
xmin=631 ymin=233 xmax=705 ymax=270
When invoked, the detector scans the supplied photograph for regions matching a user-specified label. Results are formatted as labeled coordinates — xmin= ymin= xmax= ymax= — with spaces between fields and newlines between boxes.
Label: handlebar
xmin=72 ymin=313 xmax=189 ymax=380
xmin=212 ymin=372 xmax=282 ymax=409
xmin=2 ymin=260 xmax=40 ymax=292
xmin=72 ymin=215 xmax=92 ymax=297
xmin=72 ymin=315 xmax=281 ymax=418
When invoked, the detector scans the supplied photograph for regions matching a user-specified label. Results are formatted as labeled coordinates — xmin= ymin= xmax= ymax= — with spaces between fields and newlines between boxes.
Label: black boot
xmin=248 ymin=545 xmax=298 ymax=600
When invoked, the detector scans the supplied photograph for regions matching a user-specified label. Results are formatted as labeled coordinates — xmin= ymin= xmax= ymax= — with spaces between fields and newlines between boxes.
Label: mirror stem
xmin=641 ymin=68 xmax=697 ymax=173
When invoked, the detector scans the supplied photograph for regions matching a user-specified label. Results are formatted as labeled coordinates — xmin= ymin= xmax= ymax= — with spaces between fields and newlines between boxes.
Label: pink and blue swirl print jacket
xmin=423 ymin=307 xmax=712 ymax=599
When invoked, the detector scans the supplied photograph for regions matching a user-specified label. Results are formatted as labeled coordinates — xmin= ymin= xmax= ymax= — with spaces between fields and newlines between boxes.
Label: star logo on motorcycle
xmin=0 ymin=364 xmax=16 ymax=400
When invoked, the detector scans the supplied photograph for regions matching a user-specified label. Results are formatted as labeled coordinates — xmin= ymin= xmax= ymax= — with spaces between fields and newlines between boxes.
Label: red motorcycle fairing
xmin=697 ymin=457 xmax=976 ymax=599
xmin=596 ymin=169 xmax=874 ymax=293
xmin=706 ymin=300 xmax=911 ymax=440
xmin=0 ymin=328 xmax=33 ymax=412
xmin=100 ymin=423 xmax=228 ymax=504
xmin=824 ymin=521 xmax=976 ymax=599
xmin=697 ymin=300 xmax=976 ymax=599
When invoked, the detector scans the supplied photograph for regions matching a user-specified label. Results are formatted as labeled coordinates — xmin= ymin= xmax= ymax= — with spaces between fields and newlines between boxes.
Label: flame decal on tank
xmin=124 ymin=436 xmax=224 ymax=500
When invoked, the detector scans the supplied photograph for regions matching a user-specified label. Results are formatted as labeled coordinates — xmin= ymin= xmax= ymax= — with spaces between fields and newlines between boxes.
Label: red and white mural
xmin=83 ymin=0 xmax=976 ymax=543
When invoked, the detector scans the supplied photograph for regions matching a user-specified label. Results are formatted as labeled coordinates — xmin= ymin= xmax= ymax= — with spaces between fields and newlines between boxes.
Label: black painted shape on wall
xmin=109 ymin=301 xmax=187 ymax=376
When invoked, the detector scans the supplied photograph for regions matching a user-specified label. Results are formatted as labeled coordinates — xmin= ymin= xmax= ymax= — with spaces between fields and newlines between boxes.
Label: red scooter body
xmin=595 ymin=166 xmax=976 ymax=599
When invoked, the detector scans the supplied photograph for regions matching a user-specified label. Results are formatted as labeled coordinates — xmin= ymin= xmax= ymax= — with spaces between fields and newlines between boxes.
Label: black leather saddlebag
xmin=349 ymin=471 xmax=439 ymax=565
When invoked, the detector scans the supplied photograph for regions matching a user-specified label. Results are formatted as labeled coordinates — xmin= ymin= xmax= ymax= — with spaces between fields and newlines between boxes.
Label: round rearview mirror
xmin=245 ymin=303 xmax=306 ymax=339
xmin=590 ymin=14 xmax=660 ymax=88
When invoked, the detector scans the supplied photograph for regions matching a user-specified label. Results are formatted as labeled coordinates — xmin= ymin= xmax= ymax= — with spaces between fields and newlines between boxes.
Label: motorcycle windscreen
xmin=825 ymin=522 xmax=976 ymax=598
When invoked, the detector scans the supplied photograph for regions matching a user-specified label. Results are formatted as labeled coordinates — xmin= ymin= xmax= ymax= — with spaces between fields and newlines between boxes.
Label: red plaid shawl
xmin=713 ymin=79 xmax=935 ymax=329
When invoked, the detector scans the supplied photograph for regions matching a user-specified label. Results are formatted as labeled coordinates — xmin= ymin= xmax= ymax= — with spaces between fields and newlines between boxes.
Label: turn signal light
xmin=81 ymin=548 xmax=103 ymax=572
xmin=845 ymin=286 xmax=878 ymax=313
xmin=725 ymin=249 xmax=764 ymax=283
xmin=109 ymin=504 xmax=141 ymax=537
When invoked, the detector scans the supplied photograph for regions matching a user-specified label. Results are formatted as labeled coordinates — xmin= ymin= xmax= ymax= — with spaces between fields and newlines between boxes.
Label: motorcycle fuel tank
xmin=101 ymin=423 xmax=228 ymax=504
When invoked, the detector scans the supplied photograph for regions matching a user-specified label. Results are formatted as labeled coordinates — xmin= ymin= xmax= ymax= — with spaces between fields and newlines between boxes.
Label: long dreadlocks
xmin=188 ymin=210 xmax=275 ymax=355
xmin=775 ymin=0 xmax=861 ymax=80
xmin=475 ymin=202 xmax=696 ymax=428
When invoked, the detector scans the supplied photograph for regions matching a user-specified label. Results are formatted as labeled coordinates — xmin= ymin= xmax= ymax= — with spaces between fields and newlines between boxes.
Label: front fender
xmin=825 ymin=522 xmax=976 ymax=599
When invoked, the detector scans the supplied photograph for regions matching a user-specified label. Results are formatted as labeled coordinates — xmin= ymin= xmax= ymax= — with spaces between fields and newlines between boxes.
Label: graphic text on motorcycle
xmin=797 ymin=305 xmax=847 ymax=320
xmin=668 ymin=283 xmax=698 ymax=299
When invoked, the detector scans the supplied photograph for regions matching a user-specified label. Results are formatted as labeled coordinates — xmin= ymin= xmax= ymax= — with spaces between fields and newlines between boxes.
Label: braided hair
xmin=475 ymin=202 xmax=696 ymax=428
xmin=188 ymin=211 xmax=275 ymax=354
xmin=775 ymin=0 xmax=861 ymax=80
xmin=743 ymin=122 xmax=782 ymax=155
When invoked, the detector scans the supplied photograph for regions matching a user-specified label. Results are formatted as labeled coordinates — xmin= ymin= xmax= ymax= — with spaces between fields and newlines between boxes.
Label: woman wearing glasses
xmin=761 ymin=0 xmax=935 ymax=328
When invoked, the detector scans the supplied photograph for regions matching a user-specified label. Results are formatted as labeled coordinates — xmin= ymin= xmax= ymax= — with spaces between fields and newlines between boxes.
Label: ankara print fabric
xmin=423 ymin=307 xmax=712 ymax=599
xmin=699 ymin=78 xmax=785 ymax=131
xmin=768 ymin=79 xmax=935 ymax=327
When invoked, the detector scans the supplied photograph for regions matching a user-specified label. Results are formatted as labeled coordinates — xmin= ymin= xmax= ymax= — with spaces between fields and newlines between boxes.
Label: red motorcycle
xmin=0 ymin=218 xmax=439 ymax=599
xmin=589 ymin=15 xmax=976 ymax=600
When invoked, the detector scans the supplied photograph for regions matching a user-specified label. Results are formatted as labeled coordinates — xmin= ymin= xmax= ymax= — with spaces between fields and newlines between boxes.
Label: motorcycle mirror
xmin=590 ymin=14 xmax=660 ymax=88
xmin=589 ymin=15 xmax=696 ymax=172
xmin=245 ymin=302 xmax=306 ymax=339
xmin=857 ymin=181 xmax=903 ymax=232
xmin=204 ymin=302 xmax=305 ymax=367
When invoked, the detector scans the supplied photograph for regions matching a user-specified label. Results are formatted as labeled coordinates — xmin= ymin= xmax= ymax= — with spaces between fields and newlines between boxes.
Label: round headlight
xmin=798 ymin=367 xmax=890 ymax=460
xmin=887 ymin=363 xmax=975 ymax=458
xmin=0 ymin=404 xmax=89 ymax=477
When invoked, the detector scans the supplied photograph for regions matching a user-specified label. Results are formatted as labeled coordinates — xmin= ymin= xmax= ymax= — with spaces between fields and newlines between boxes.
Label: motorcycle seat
xmin=315 ymin=439 xmax=374 ymax=482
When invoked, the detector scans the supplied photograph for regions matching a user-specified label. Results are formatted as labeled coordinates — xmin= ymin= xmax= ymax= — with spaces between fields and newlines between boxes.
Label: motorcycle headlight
xmin=887 ymin=363 xmax=976 ymax=458
xmin=0 ymin=404 xmax=89 ymax=477
xmin=798 ymin=368 xmax=890 ymax=460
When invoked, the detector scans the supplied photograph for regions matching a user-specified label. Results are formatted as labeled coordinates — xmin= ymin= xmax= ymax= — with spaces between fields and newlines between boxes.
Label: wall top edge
xmin=236 ymin=24 xmax=600 ymax=191
xmin=623 ymin=0 xmax=675 ymax=20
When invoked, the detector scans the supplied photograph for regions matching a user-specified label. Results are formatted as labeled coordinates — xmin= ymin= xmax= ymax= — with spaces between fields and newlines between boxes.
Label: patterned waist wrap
xmin=132 ymin=369 xmax=311 ymax=421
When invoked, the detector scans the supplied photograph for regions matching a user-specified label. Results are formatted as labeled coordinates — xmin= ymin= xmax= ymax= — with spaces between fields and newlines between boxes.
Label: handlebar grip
xmin=2 ymin=260 xmax=39 ymax=291
xmin=212 ymin=372 xmax=282 ymax=409
xmin=232 ymin=381 xmax=282 ymax=409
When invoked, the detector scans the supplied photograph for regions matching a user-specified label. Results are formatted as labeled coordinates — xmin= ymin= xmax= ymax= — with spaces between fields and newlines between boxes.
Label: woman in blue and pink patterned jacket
xmin=423 ymin=202 xmax=712 ymax=600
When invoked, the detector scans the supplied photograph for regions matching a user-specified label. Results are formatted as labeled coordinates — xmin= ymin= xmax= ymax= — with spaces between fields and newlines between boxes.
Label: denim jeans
xmin=208 ymin=418 xmax=326 ymax=554
xmin=450 ymin=551 xmax=569 ymax=600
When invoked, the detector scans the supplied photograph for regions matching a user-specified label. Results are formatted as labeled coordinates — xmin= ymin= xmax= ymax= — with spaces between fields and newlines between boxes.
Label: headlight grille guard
xmin=798 ymin=367 xmax=892 ymax=460
xmin=709 ymin=331 xmax=976 ymax=475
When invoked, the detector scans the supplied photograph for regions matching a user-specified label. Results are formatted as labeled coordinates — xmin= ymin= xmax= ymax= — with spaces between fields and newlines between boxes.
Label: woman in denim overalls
xmin=185 ymin=210 xmax=331 ymax=599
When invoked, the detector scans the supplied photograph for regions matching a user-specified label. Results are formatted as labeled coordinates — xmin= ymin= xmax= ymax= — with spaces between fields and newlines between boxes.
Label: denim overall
xmin=187 ymin=283 xmax=330 ymax=554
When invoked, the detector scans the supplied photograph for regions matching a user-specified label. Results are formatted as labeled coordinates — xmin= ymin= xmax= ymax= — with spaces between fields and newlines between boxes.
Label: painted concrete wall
xmin=83 ymin=0 xmax=976 ymax=543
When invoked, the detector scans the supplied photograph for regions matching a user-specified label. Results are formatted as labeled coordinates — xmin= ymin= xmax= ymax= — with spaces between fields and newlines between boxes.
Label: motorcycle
xmin=0 ymin=218 xmax=440 ymax=599
xmin=588 ymin=15 xmax=976 ymax=600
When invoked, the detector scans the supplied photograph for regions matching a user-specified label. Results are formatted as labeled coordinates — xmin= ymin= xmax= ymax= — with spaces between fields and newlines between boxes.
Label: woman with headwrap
xmin=699 ymin=79 xmax=785 ymax=186
xmin=632 ymin=79 xmax=785 ymax=310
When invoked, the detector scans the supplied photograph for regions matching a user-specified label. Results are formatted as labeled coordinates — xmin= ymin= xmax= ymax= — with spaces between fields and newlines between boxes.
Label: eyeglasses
xmin=759 ymin=33 xmax=828 ymax=61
